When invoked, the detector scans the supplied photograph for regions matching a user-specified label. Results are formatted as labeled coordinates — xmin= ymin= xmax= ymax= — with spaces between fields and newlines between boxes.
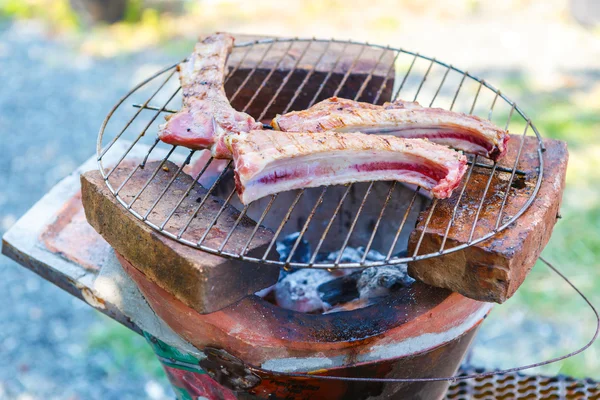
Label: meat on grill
xmin=226 ymin=130 xmax=468 ymax=204
xmin=271 ymin=97 xmax=509 ymax=161
xmin=157 ymin=33 xmax=262 ymax=159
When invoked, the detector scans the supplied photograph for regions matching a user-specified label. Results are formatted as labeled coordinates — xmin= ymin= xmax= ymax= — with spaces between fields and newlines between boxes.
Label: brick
xmin=225 ymin=40 xmax=396 ymax=121
xmin=81 ymin=161 xmax=279 ymax=314
xmin=408 ymin=136 xmax=568 ymax=303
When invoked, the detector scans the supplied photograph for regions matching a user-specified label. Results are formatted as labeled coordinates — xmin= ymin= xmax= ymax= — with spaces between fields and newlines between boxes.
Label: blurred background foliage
xmin=1 ymin=0 xmax=599 ymax=383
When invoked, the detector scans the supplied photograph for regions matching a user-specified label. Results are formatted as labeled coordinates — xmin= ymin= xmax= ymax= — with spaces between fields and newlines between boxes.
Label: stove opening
xmin=256 ymin=232 xmax=415 ymax=314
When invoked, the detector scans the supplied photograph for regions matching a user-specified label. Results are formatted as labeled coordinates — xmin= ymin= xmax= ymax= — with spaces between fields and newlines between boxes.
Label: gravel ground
xmin=0 ymin=21 xmax=175 ymax=400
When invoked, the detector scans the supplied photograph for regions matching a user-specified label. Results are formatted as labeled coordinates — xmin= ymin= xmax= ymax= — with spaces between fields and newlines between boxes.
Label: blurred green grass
xmin=502 ymin=74 xmax=600 ymax=311
xmin=487 ymin=73 xmax=600 ymax=377
xmin=0 ymin=0 xmax=79 ymax=30
xmin=88 ymin=315 xmax=167 ymax=380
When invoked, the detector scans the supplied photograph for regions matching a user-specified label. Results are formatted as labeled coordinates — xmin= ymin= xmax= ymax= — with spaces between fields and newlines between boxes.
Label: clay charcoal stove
xmin=84 ymin=35 xmax=568 ymax=399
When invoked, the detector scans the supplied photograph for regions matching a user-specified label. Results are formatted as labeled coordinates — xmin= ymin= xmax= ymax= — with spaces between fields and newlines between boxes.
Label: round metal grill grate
xmin=97 ymin=37 xmax=544 ymax=269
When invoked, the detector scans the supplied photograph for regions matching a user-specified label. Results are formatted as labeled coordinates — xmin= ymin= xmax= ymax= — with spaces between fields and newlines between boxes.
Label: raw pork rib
xmin=227 ymin=130 xmax=468 ymax=204
xmin=158 ymin=33 xmax=261 ymax=159
xmin=271 ymin=97 xmax=509 ymax=161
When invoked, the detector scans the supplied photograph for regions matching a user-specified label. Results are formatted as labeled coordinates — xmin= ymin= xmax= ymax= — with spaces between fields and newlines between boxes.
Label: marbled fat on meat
xmin=227 ymin=130 xmax=468 ymax=204
xmin=272 ymin=97 xmax=509 ymax=161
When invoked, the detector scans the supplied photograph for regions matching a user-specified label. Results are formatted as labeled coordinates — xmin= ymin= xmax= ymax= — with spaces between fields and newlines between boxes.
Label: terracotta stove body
xmin=119 ymin=253 xmax=490 ymax=400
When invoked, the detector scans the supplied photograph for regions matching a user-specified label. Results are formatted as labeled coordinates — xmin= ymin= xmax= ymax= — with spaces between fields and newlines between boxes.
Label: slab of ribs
xmin=157 ymin=33 xmax=509 ymax=204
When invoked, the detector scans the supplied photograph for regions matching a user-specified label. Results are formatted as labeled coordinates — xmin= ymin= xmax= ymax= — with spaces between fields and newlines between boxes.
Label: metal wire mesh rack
xmin=97 ymin=37 xmax=544 ymax=269
xmin=447 ymin=368 xmax=600 ymax=400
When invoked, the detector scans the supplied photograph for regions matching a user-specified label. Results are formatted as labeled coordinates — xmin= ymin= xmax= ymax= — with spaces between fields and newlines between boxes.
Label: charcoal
xmin=390 ymin=249 xmax=408 ymax=259
xmin=317 ymin=271 xmax=361 ymax=306
xmin=360 ymin=248 xmax=387 ymax=261
xmin=276 ymin=232 xmax=311 ymax=264
xmin=357 ymin=265 xmax=415 ymax=300
xmin=274 ymin=269 xmax=335 ymax=313
xmin=323 ymin=246 xmax=387 ymax=264
xmin=273 ymin=237 xmax=413 ymax=312
xmin=324 ymin=247 xmax=362 ymax=263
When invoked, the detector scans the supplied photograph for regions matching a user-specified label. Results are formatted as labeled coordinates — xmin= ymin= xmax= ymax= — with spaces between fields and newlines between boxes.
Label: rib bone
xmin=158 ymin=33 xmax=262 ymax=159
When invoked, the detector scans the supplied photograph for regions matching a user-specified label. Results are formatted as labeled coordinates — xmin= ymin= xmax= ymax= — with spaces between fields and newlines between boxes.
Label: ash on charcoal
xmin=357 ymin=265 xmax=415 ymax=300
xmin=276 ymin=232 xmax=311 ymax=264
xmin=321 ymin=246 xmax=388 ymax=263
xmin=271 ymin=234 xmax=413 ymax=313
xmin=274 ymin=269 xmax=335 ymax=313
xmin=257 ymin=233 xmax=313 ymax=300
